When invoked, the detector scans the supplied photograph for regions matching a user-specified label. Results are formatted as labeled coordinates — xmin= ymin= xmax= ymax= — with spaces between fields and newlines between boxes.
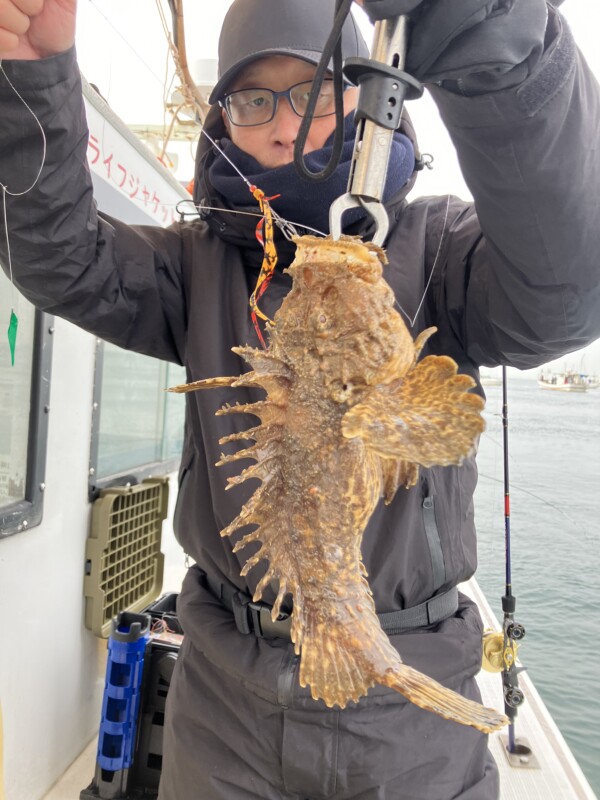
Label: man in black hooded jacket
xmin=1 ymin=0 xmax=600 ymax=798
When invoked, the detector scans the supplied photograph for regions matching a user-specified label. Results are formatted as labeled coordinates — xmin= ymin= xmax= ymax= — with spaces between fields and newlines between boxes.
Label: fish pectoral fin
xmin=341 ymin=356 xmax=485 ymax=467
xmin=167 ymin=376 xmax=240 ymax=394
xmin=382 ymin=664 xmax=508 ymax=734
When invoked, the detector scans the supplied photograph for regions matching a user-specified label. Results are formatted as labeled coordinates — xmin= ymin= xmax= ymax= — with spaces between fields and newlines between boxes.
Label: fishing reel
xmin=482 ymin=630 xmax=512 ymax=672
xmin=506 ymin=621 xmax=526 ymax=641
xmin=481 ymin=618 xmax=526 ymax=673
xmin=504 ymin=683 xmax=525 ymax=709
xmin=482 ymin=622 xmax=526 ymax=715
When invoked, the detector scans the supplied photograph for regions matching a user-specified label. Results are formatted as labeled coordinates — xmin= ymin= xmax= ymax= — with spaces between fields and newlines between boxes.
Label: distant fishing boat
xmin=480 ymin=373 xmax=503 ymax=387
xmin=537 ymin=371 xmax=588 ymax=392
xmin=581 ymin=374 xmax=600 ymax=389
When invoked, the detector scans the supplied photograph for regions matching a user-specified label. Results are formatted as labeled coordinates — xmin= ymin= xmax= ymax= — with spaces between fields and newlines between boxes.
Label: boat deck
xmin=464 ymin=579 xmax=597 ymax=800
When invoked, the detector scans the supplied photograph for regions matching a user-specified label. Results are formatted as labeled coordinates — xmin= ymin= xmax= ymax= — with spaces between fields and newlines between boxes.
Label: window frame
xmin=88 ymin=339 xmax=182 ymax=501
xmin=0 ymin=311 xmax=54 ymax=538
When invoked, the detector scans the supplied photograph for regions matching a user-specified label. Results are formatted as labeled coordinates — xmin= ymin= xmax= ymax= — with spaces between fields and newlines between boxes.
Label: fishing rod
xmin=500 ymin=366 xmax=526 ymax=751
xmin=482 ymin=368 xmax=527 ymax=755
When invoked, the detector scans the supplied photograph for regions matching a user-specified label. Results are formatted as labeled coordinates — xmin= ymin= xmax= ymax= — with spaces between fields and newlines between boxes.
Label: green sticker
xmin=7 ymin=309 xmax=17 ymax=366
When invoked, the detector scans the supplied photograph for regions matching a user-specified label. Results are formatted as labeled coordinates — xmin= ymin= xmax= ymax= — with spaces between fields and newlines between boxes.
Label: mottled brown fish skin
xmin=169 ymin=235 xmax=507 ymax=733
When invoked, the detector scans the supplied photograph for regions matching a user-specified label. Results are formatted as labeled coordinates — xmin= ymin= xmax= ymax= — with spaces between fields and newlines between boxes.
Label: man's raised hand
xmin=0 ymin=0 xmax=77 ymax=60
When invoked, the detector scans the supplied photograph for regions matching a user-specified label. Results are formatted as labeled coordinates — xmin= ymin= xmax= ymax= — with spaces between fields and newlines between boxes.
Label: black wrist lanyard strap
xmin=293 ymin=0 xmax=353 ymax=182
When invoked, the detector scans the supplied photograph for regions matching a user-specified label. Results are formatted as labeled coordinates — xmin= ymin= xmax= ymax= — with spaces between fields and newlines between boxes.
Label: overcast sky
xmin=75 ymin=0 xmax=600 ymax=373
xmin=76 ymin=1 xmax=600 ymax=123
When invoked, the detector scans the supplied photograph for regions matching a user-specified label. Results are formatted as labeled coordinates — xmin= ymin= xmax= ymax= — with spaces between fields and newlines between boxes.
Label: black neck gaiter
xmin=209 ymin=112 xmax=415 ymax=236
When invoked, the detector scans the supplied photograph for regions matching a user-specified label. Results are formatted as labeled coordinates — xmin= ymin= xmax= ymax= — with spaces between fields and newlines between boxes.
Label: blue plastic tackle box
xmin=80 ymin=593 xmax=182 ymax=800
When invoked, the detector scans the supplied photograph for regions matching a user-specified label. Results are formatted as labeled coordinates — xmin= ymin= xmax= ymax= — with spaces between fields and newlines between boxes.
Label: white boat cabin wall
xmin=0 ymin=80 xmax=190 ymax=800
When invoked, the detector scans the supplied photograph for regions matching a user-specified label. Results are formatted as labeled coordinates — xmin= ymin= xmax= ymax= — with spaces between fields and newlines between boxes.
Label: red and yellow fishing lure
xmin=249 ymin=184 xmax=279 ymax=347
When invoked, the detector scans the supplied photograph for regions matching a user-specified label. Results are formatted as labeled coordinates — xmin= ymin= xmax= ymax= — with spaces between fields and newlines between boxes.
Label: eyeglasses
xmin=219 ymin=80 xmax=337 ymax=127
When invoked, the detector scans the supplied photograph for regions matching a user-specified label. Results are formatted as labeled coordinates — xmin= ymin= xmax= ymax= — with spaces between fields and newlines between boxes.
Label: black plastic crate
xmin=144 ymin=592 xmax=183 ymax=635
xmin=129 ymin=639 xmax=179 ymax=793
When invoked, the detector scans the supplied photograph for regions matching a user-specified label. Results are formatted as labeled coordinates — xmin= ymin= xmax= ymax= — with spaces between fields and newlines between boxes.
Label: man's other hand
xmin=358 ymin=0 xmax=423 ymax=21
xmin=354 ymin=0 xmax=549 ymax=91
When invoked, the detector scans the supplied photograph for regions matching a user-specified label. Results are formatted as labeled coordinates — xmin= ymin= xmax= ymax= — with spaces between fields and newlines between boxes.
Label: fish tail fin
xmin=296 ymin=598 xmax=508 ymax=733
xmin=383 ymin=663 xmax=508 ymax=734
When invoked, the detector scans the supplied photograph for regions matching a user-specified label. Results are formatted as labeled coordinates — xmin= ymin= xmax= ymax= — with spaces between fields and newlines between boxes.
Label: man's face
xmin=221 ymin=55 xmax=358 ymax=170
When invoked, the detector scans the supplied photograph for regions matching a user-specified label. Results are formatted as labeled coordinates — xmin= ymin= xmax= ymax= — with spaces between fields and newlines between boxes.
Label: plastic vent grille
xmin=84 ymin=478 xmax=168 ymax=638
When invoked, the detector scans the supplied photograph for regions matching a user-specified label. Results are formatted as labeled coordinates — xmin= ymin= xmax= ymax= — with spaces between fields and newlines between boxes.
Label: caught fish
xmin=170 ymin=235 xmax=508 ymax=733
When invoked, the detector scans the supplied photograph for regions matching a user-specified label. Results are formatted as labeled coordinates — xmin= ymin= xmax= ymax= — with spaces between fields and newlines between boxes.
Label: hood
xmin=208 ymin=0 xmax=369 ymax=104
xmin=192 ymin=103 xmax=421 ymax=269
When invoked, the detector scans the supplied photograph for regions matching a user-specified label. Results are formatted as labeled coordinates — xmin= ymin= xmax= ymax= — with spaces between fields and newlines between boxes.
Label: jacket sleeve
xmin=0 ymin=47 xmax=187 ymax=365
xmin=428 ymin=7 xmax=600 ymax=369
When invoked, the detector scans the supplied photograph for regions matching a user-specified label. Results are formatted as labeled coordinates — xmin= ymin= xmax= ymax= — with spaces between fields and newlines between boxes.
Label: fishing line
xmin=477 ymin=471 xmax=574 ymax=523
xmin=395 ymin=194 xmax=451 ymax=329
xmin=197 ymin=126 xmax=302 ymax=243
xmin=196 ymin=128 xmax=291 ymax=341
xmin=88 ymin=0 xmax=167 ymax=88
xmin=0 ymin=61 xmax=47 ymax=366
xmin=199 ymin=126 xmax=252 ymax=189
xmin=175 ymin=199 xmax=326 ymax=240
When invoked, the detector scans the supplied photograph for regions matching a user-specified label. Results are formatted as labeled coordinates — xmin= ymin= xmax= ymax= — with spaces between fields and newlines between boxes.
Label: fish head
xmin=277 ymin=236 xmax=418 ymax=404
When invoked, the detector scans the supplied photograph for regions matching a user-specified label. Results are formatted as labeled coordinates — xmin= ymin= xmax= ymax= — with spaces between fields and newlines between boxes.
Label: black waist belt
xmin=202 ymin=569 xmax=458 ymax=641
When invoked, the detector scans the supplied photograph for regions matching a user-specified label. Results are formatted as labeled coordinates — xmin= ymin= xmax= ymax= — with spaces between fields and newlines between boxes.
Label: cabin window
xmin=89 ymin=340 xmax=186 ymax=498
xmin=0 ymin=274 xmax=53 ymax=537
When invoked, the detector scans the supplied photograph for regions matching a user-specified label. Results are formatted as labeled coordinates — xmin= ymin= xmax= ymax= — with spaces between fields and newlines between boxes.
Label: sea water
xmin=473 ymin=376 xmax=600 ymax=795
